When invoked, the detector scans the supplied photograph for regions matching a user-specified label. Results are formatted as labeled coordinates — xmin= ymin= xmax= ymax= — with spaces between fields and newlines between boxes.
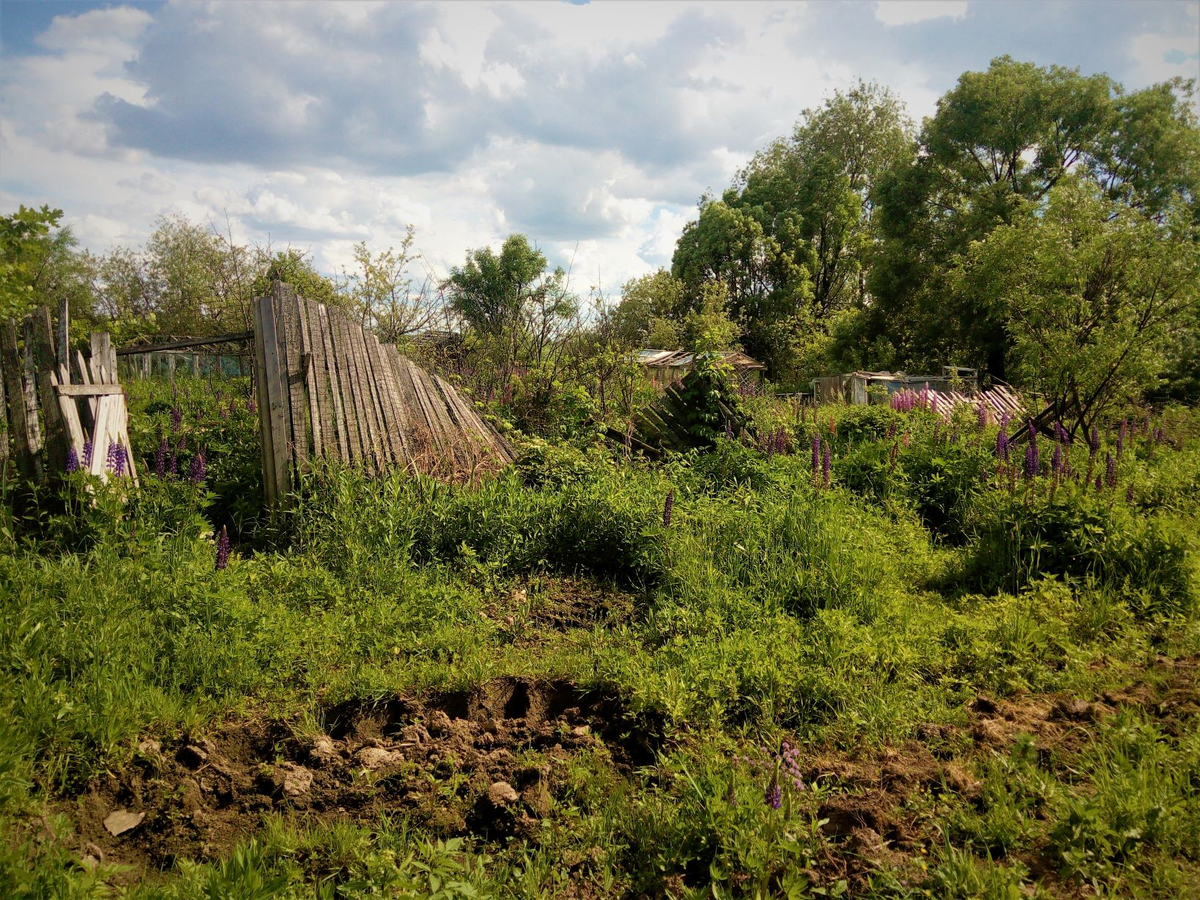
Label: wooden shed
xmin=636 ymin=349 xmax=766 ymax=391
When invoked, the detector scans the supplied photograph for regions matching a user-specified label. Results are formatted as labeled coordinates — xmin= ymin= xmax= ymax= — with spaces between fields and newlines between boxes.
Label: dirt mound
xmin=60 ymin=677 xmax=662 ymax=879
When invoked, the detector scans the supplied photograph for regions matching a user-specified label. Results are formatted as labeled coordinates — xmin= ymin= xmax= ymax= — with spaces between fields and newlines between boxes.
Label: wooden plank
xmin=343 ymin=312 xmax=377 ymax=473
xmin=349 ymin=319 xmax=385 ymax=470
xmin=364 ymin=332 xmax=405 ymax=466
xmin=91 ymin=333 xmax=115 ymax=384
xmin=21 ymin=324 xmax=43 ymax=464
xmin=294 ymin=295 xmax=324 ymax=459
xmin=251 ymin=295 xmax=278 ymax=507
xmin=57 ymin=298 xmax=70 ymax=369
xmin=330 ymin=312 xmax=366 ymax=469
xmin=376 ymin=342 xmax=412 ymax=465
xmin=257 ymin=293 xmax=293 ymax=504
xmin=393 ymin=356 xmax=437 ymax=461
xmin=73 ymin=349 xmax=96 ymax=432
xmin=316 ymin=304 xmax=347 ymax=461
xmin=89 ymin=395 xmax=113 ymax=480
xmin=299 ymin=297 xmax=332 ymax=460
xmin=50 ymin=370 xmax=86 ymax=460
xmin=275 ymin=283 xmax=309 ymax=473
xmin=0 ymin=322 xmax=35 ymax=481
xmin=115 ymin=395 xmax=139 ymax=487
xmin=28 ymin=307 xmax=70 ymax=480
xmin=53 ymin=383 xmax=125 ymax=397
xmin=116 ymin=331 xmax=253 ymax=355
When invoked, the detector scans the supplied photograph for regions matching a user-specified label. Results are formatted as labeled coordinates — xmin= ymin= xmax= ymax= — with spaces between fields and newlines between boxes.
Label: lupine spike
xmin=812 ymin=436 xmax=821 ymax=479
xmin=66 ymin=447 xmax=79 ymax=473
xmin=215 ymin=526 xmax=230 ymax=571
xmin=822 ymin=443 xmax=831 ymax=487
xmin=662 ymin=490 xmax=674 ymax=528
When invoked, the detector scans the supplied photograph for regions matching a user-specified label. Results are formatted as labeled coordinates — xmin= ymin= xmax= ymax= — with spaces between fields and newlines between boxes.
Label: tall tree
xmin=956 ymin=178 xmax=1200 ymax=433
xmin=864 ymin=57 xmax=1200 ymax=379
xmin=671 ymin=81 xmax=910 ymax=381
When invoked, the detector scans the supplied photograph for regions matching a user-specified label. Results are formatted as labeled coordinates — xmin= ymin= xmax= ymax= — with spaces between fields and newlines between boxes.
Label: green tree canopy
xmin=864 ymin=56 xmax=1200 ymax=379
xmin=956 ymin=178 xmax=1200 ymax=432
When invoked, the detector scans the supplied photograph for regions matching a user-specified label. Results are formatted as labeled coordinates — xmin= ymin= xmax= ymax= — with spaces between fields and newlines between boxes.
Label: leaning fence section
xmin=253 ymin=283 xmax=514 ymax=507
xmin=1 ymin=307 xmax=135 ymax=487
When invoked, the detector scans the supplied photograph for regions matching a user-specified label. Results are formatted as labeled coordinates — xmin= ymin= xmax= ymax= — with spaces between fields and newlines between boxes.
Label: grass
xmin=1 ymin=377 xmax=1198 ymax=897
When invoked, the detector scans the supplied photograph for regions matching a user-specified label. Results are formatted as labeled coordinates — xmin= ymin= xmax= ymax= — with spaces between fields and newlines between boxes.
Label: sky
xmin=1 ymin=0 xmax=1198 ymax=297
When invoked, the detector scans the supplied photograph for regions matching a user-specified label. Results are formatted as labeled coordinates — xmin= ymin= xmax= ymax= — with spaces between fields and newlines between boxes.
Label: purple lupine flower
xmin=822 ymin=443 xmax=831 ymax=487
xmin=1052 ymin=443 xmax=1063 ymax=476
xmin=1105 ymin=453 xmax=1117 ymax=488
xmin=995 ymin=430 xmax=1010 ymax=461
xmin=1000 ymin=411 xmax=1011 ymax=432
xmin=1024 ymin=441 xmax=1039 ymax=479
xmin=1154 ymin=427 xmax=1165 ymax=444
xmin=662 ymin=490 xmax=674 ymax=528
xmin=82 ymin=441 xmax=93 ymax=467
xmin=155 ymin=434 xmax=168 ymax=478
xmin=188 ymin=447 xmax=207 ymax=485
xmin=247 ymin=395 xmax=257 ymax=416
xmin=107 ymin=442 xmax=127 ymax=476
xmin=1094 ymin=474 xmax=1103 ymax=492
xmin=976 ymin=402 xmax=989 ymax=429
xmin=170 ymin=406 xmax=183 ymax=433
xmin=1117 ymin=420 xmax=1127 ymax=455
xmin=764 ymin=780 xmax=782 ymax=810
xmin=1125 ymin=484 xmax=1135 ymax=503
xmin=215 ymin=526 xmax=230 ymax=571
xmin=1089 ymin=426 xmax=1100 ymax=455
xmin=66 ymin=448 xmax=79 ymax=473
xmin=919 ymin=383 xmax=929 ymax=410
xmin=812 ymin=436 xmax=821 ymax=479
xmin=1054 ymin=421 xmax=1069 ymax=445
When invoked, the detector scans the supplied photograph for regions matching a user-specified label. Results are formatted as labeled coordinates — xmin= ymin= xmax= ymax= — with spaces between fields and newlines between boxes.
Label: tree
xmin=610 ymin=270 xmax=685 ymax=347
xmin=0 ymin=206 xmax=93 ymax=323
xmin=671 ymin=81 xmax=910 ymax=381
xmin=443 ymin=234 xmax=577 ymax=375
xmin=956 ymin=178 xmax=1200 ymax=434
xmin=340 ymin=227 xmax=446 ymax=342
xmin=865 ymin=57 xmax=1200 ymax=379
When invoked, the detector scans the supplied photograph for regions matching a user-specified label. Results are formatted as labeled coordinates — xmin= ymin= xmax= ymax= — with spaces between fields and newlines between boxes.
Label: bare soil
xmin=58 ymin=677 xmax=662 ymax=880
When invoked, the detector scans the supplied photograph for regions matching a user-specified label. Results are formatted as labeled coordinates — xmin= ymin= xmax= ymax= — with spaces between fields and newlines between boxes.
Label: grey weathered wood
xmin=28 ymin=307 xmax=70 ymax=480
xmin=333 ymin=314 xmax=369 ymax=472
xmin=57 ymin=297 xmax=70 ymax=369
xmin=251 ymin=295 xmax=278 ymax=507
xmin=91 ymin=333 xmax=115 ymax=384
xmin=1 ymin=322 xmax=34 ymax=481
xmin=372 ymin=337 xmax=411 ymax=465
xmin=116 ymin=331 xmax=253 ymax=355
xmin=50 ymin=370 xmax=85 ymax=460
xmin=89 ymin=395 xmax=113 ymax=478
xmin=349 ymin=320 xmax=384 ymax=469
xmin=296 ymin=297 xmax=327 ymax=459
xmin=256 ymin=293 xmax=292 ymax=505
xmin=316 ymin=304 xmax=346 ymax=461
xmin=53 ymin=383 xmax=126 ymax=397
xmin=274 ymin=284 xmax=309 ymax=472
xmin=362 ymin=331 xmax=403 ymax=465
xmin=328 ymin=313 xmax=364 ymax=467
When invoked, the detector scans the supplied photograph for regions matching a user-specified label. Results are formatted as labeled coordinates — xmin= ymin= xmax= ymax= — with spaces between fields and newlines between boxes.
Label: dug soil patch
xmin=57 ymin=677 xmax=662 ymax=879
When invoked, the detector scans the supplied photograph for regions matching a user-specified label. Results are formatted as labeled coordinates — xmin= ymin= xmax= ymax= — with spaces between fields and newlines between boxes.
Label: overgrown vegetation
xmin=3 ymin=50 xmax=1200 ymax=900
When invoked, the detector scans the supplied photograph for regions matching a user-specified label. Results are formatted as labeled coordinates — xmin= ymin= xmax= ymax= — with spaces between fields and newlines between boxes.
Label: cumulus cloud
xmin=2 ymin=0 xmax=1197 ymax=297
xmin=874 ymin=1 xmax=969 ymax=28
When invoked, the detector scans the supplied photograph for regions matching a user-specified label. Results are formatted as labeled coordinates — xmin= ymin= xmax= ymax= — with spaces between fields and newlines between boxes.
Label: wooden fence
xmin=0 ymin=306 xmax=135 ymax=486
xmin=253 ymin=283 xmax=513 ymax=507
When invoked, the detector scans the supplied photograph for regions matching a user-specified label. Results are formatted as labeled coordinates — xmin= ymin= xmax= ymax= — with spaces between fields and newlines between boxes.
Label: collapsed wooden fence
xmin=0 ymin=306 xmax=135 ymax=487
xmin=253 ymin=282 xmax=513 ymax=507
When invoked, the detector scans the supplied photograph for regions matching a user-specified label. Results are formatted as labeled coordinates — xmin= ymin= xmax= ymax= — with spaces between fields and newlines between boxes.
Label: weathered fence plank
xmin=28 ymin=308 xmax=70 ymax=479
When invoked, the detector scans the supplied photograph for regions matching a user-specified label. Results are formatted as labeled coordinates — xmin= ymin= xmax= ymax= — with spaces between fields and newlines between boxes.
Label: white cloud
xmin=874 ymin=1 xmax=969 ymax=28
xmin=1 ymin=0 xmax=1191 ymax=302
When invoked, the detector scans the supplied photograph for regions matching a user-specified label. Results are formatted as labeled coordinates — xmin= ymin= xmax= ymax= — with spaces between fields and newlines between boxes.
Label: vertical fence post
xmin=28 ymin=306 xmax=69 ymax=482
